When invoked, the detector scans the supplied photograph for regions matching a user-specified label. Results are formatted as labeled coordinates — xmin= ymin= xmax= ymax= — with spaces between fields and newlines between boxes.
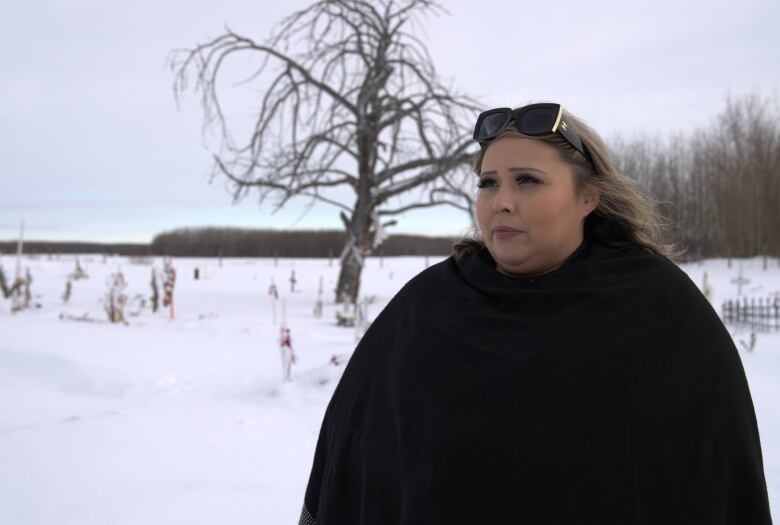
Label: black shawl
xmin=299 ymin=237 xmax=773 ymax=524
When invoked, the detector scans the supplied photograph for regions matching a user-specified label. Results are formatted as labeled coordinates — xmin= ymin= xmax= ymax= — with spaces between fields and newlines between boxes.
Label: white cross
xmin=730 ymin=262 xmax=751 ymax=296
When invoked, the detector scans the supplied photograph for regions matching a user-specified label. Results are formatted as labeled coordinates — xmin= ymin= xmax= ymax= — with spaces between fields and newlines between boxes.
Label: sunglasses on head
xmin=472 ymin=103 xmax=593 ymax=164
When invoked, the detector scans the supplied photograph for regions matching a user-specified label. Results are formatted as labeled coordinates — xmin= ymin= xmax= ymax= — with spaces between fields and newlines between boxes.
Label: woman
xmin=298 ymin=103 xmax=774 ymax=524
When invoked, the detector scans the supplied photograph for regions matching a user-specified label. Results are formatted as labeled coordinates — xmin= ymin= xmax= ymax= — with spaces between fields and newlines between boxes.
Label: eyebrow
xmin=479 ymin=167 xmax=547 ymax=176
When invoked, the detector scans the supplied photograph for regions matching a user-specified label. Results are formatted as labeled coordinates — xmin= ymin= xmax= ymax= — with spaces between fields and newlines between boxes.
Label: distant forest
xmin=609 ymin=93 xmax=779 ymax=260
xmin=0 ymin=228 xmax=459 ymax=258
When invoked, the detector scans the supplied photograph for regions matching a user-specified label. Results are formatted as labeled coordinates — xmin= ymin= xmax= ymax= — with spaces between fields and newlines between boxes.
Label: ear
xmin=581 ymin=185 xmax=599 ymax=217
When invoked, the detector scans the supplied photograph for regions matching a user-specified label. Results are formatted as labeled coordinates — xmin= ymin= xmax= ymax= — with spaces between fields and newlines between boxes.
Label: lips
xmin=492 ymin=226 xmax=524 ymax=239
xmin=493 ymin=226 xmax=523 ymax=234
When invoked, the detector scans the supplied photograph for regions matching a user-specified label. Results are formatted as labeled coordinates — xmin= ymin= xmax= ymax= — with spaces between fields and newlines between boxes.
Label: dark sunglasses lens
xmin=518 ymin=107 xmax=557 ymax=135
xmin=478 ymin=112 xmax=508 ymax=139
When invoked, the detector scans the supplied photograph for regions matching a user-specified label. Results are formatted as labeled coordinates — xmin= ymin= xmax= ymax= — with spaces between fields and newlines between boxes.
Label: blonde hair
xmin=452 ymin=105 xmax=685 ymax=267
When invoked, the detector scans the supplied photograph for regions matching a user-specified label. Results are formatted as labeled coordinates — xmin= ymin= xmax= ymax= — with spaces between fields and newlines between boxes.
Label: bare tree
xmin=170 ymin=0 xmax=479 ymax=302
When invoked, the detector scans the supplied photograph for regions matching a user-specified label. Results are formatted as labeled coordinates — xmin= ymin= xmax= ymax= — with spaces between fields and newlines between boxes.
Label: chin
xmin=491 ymin=243 xmax=528 ymax=263
xmin=493 ymin=254 xmax=529 ymax=273
xmin=492 ymin=246 xmax=551 ymax=276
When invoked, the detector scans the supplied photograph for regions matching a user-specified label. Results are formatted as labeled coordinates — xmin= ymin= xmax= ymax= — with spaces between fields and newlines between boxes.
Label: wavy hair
xmin=452 ymin=105 xmax=685 ymax=267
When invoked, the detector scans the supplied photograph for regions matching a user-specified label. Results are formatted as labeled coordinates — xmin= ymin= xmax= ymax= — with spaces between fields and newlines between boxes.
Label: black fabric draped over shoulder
xmin=298 ymin=237 xmax=774 ymax=525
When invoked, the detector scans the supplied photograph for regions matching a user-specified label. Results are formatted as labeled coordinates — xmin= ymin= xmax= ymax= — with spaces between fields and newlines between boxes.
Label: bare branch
xmin=377 ymin=199 xmax=468 ymax=216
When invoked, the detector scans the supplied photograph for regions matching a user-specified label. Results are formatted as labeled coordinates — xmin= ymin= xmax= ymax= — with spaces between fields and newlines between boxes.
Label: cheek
xmin=475 ymin=194 xmax=491 ymax=222
xmin=527 ymin=193 xmax=575 ymax=229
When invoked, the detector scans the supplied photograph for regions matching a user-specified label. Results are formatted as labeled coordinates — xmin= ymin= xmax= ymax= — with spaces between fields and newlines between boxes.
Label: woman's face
xmin=475 ymin=135 xmax=598 ymax=277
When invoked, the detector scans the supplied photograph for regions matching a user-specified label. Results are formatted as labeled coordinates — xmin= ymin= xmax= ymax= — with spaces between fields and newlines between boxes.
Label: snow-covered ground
xmin=0 ymin=253 xmax=778 ymax=524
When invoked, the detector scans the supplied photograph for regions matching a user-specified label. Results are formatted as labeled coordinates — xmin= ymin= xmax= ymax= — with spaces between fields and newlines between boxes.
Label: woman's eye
xmin=476 ymin=174 xmax=539 ymax=189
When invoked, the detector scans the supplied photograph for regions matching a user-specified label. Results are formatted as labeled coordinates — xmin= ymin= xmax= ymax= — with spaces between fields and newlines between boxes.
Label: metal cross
xmin=730 ymin=262 xmax=751 ymax=297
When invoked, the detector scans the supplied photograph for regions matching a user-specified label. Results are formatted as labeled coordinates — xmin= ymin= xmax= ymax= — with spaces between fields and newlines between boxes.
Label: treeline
xmin=610 ymin=92 xmax=779 ymax=259
xmin=0 ymin=242 xmax=151 ymax=256
xmin=0 ymin=231 xmax=459 ymax=257
xmin=150 ymin=228 xmax=458 ymax=257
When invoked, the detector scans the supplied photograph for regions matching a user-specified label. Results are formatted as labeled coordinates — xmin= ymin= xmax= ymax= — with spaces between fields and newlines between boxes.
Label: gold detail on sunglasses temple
xmin=551 ymin=105 xmax=564 ymax=133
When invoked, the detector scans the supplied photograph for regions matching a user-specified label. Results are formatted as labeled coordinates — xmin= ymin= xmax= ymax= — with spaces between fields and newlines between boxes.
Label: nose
xmin=491 ymin=182 xmax=515 ymax=213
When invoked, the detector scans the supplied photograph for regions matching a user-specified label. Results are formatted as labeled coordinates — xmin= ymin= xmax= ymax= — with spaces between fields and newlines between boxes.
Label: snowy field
xmin=0 ymin=252 xmax=778 ymax=524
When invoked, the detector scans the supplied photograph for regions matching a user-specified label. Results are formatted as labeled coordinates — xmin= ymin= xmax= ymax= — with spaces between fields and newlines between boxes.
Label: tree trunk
xmin=335 ymin=108 xmax=379 ymax=303
xmin=335 ymin=201 xmax=374 ymax=304
xmin=336 ymin=244 xmax=364 ymax=304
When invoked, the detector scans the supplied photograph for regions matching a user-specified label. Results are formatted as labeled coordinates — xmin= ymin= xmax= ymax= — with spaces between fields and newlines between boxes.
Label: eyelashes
xmin=476 ymin=174 xmax=540 ymax=189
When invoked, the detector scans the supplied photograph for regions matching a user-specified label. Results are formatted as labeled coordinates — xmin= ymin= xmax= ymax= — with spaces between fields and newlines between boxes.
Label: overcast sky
xmin=2 ymin=0 xmax=778 ymax=243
